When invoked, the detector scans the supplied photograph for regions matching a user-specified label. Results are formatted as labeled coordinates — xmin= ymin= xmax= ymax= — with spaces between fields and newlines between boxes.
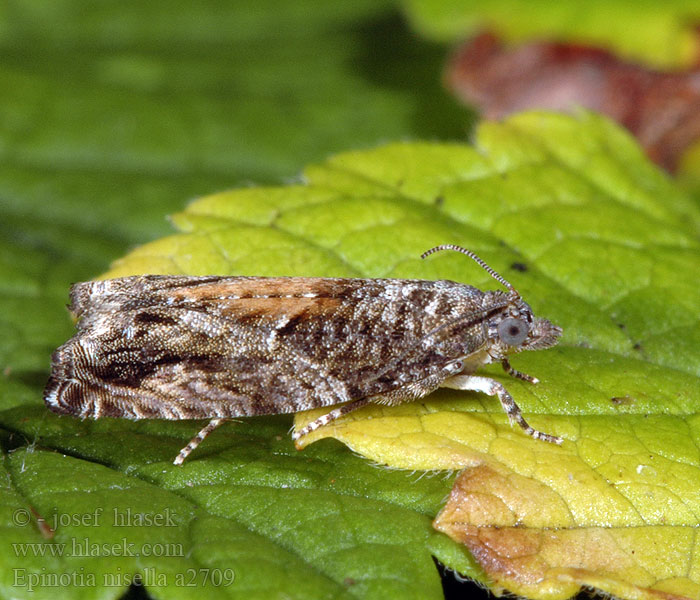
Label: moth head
xmin=421 ymin=244 xmax=562 ymax=356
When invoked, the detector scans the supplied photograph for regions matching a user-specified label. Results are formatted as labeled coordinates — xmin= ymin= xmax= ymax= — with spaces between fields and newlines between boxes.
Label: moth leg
xmin=501 ymin=358 xmax=538 ymax=384
xmin=293 ymin=362 xmax=463 ymax=440
xmin=292 ymin=399 xmax=370 ymax=440
xmin=174 ymin=418 xmax=226 ymax=465
xmin=441 ymin=375 xmax=562 ymax=444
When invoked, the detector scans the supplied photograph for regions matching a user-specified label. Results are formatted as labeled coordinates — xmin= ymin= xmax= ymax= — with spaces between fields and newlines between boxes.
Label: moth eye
xmin=498 ymin=318 xmax=529 ymax=346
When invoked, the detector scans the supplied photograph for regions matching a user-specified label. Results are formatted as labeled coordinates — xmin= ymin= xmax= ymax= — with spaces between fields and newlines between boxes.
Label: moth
xmin=44 ymin=245 xmax=563 ymax=465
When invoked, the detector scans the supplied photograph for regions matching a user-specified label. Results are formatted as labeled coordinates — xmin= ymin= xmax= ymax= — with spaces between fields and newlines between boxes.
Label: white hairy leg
xmin=292 ymin=398 xmax=371 ymax=441
xmin=500 ymin=357 xmax=538 ymax=383
xmin=441 ymin=375 xmax=562 ymax=444
xmin=174 ymin=418 xmax=227 ymax=465
xmin=293 ymin=362 xmax=462 ymax=441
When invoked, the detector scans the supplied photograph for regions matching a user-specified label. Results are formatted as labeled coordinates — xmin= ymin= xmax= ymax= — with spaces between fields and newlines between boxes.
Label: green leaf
xmin=1 ymin=413 xmax=450 ymax=599
xmin=403 ymin=0 xmax=700 ymax=68
xmin=19 ymin=110 xmax=695 ymax=600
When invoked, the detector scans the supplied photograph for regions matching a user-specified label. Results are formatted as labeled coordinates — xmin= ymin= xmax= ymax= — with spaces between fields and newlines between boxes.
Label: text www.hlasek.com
xmin=13 ymin=537 xmax=183 ymax=558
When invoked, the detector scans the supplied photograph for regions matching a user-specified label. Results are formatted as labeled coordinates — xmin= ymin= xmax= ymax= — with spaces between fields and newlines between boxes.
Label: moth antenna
xmin=421 ymin=244 xmax=520 ymax=299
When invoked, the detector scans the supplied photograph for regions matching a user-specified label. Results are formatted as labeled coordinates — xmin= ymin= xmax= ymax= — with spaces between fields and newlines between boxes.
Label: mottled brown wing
xmin=44 ymin=275 xmax=485 ymax=420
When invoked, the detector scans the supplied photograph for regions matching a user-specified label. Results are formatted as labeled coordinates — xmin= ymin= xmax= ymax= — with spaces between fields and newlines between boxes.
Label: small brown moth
xmin=44 ymin=245 xmax=563 ymax=465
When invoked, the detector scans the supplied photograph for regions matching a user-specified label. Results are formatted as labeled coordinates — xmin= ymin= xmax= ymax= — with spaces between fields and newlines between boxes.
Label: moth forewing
xmin=44 ymin=245 xmax=563 ymax=465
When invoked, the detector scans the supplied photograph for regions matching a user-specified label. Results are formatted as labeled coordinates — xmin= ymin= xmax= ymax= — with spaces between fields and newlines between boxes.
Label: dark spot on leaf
xmin=510 ymin=262 xmax=527 ymax=272
xmin=434 ymin=195 xmax=444 ymax=207
xmin=611 ymin=395 xmax=634 ymax=406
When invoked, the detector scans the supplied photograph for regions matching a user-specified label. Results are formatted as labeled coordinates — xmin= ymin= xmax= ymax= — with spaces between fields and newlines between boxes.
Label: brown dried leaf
xmin=434 ymin=464 xmax=698 ymax=600
xmin=447 ymin=32 xmax=700 ymax=172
